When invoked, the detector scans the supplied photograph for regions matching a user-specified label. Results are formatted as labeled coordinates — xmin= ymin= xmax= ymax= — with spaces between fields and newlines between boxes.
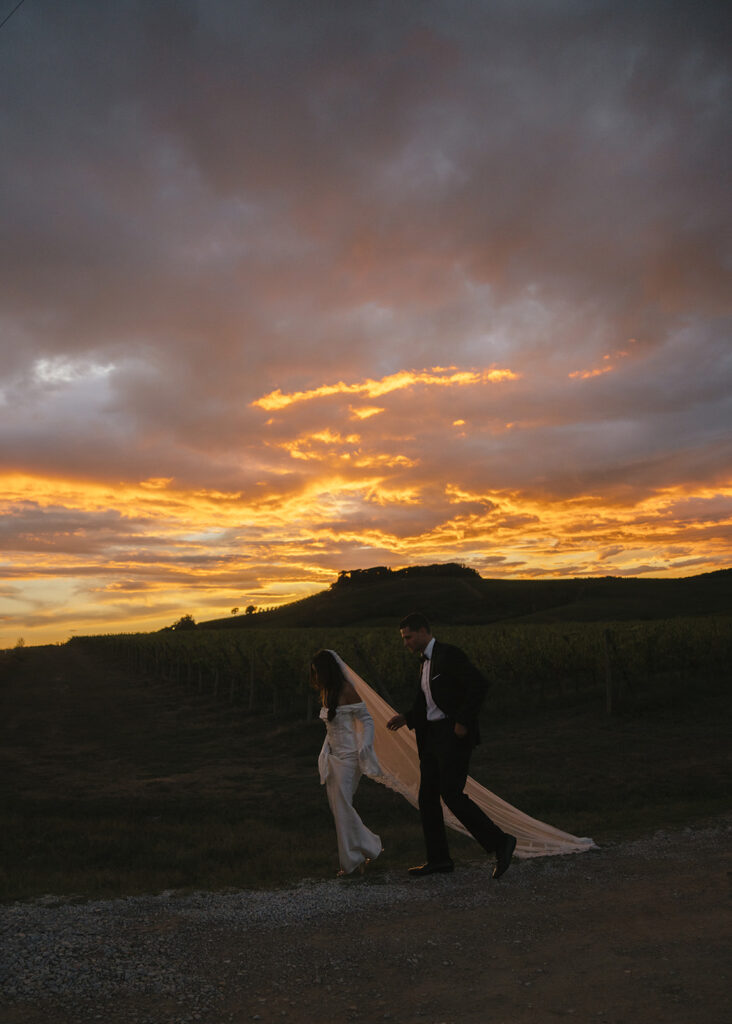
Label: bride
xmin=311 ymin=649 xmax=383 ymax=876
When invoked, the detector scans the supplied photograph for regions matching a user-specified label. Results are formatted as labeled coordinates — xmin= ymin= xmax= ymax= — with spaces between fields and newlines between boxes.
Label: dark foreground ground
xmin=2 ymin=814 xmax=730 ymax=1024
xmin=1 ymin=641 xmax=730 ymax=1023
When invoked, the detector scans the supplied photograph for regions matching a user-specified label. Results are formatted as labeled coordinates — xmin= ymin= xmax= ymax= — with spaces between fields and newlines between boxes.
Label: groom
xmin=387 ymin=612 xmax=516 ymax=878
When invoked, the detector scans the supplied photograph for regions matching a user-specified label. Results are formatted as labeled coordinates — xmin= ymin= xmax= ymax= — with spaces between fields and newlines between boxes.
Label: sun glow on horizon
xmin=2 ymin=466 xmax=730 ymax=647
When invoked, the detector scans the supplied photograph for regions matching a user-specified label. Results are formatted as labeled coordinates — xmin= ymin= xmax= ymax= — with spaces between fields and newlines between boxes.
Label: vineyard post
xmin=248 ymin=651 xmax=255 ymax=712
xmin=603 ymin=629 xmax=615 ymax=715
xmin=352 ymin=640 xmax=395 ymax=704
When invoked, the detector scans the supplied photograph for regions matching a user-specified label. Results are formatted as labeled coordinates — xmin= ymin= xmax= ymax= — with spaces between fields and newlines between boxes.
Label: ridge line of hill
xmin=195 ymin=565 xmax=732 ymax=631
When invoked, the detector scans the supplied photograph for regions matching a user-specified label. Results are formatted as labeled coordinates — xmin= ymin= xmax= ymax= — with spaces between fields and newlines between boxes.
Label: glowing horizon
xmin=3 ymin=456 xmax=730 ymax=646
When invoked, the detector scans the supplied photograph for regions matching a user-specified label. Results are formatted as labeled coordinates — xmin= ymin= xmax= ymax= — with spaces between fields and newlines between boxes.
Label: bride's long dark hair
xmin=310 ymin=649 xmax=345 ymax=721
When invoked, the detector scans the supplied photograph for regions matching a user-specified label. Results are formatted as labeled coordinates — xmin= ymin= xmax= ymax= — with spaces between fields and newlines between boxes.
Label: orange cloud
xmin=252 ymin=366 xmax=520 ymax=411
xmin=273 ymin=428 xmax=418 ymax=469
xmin=349 ymin=406 xmax=385 ymax=420
xmin=569 ymin=365 xmax=614 ymax=380
xmin=569 ymin=339 xmax=638 ymax=379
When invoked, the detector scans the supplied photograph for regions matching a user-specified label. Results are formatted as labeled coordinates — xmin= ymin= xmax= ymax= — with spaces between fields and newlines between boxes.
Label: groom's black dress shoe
xmin=493 ymin=834 xmax=517 ymax=878
xmin=408 ymin=860 xmax=454 ymax=877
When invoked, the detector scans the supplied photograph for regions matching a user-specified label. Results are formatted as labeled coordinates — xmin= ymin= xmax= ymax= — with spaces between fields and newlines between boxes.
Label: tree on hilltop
xmin=172 ymin=614 xmax=196 ymax=631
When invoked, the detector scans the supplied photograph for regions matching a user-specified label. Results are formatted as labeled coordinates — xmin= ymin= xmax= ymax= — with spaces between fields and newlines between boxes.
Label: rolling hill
xmin=198 ymin=564 xmax=732 ymax=630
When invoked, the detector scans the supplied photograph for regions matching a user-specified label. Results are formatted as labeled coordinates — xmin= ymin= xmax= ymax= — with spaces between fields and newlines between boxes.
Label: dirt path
xmin=3 ymin=817 xmax=730 ymax=1024
xmin=199 ymin=824 xmax=732 ymax=1024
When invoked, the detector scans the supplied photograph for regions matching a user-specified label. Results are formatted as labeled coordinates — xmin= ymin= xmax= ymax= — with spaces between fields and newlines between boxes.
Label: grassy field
xmin=1 ymin=638 xmax=730 ymax=903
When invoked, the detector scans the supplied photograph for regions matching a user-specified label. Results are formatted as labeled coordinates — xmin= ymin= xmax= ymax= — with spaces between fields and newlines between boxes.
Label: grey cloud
xmin=669 ymin=556 xmax=718 ymax=570
xmin=0 ymin=502 xmax=154 ymax=552
xmin=4 ymin=2 xmax=729 ymax=333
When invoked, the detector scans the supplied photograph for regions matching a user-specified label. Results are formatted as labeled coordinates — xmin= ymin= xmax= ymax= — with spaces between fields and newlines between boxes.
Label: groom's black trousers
xmin=417 ymin=719 xmax=505 ymax=863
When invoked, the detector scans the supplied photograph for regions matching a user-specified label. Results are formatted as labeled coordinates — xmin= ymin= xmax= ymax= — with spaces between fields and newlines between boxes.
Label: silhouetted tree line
xmin=330 ymin=563 xmax=481 ymax=588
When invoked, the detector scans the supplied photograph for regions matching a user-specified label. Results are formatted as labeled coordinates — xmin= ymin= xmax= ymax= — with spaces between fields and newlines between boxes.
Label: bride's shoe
xmin=339 ymin=853 xmax=377 ymax=878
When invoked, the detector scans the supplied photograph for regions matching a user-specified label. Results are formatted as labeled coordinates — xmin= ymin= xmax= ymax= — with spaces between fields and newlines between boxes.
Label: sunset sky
xmin=1 ymin=0 xmax=730 ymax=647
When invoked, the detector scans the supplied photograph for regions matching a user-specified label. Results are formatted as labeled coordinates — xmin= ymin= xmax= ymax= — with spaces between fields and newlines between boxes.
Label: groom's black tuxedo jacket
xmin=404 ymin=639 xmax=489 ymax=747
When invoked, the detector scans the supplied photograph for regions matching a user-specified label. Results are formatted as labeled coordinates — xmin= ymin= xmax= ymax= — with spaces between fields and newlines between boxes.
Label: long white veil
xmin=328 ymin=650 xmax=596 ymax=859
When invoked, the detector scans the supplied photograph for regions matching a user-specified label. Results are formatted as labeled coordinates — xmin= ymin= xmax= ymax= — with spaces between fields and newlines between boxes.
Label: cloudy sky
xmin=1 ymin=0 xmax=730 ymax=646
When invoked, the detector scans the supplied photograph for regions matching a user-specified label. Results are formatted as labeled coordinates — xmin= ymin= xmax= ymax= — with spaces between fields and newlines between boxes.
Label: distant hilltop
xmin=330 ymin=562 xmax=481 ymax=587
xmin=197 ymin=564 xmax=732 ymax=631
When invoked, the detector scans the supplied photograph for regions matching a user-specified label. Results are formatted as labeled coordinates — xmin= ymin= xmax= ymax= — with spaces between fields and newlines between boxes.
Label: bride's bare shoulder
xmin=338 ymin=679 xmax=362 ymax=705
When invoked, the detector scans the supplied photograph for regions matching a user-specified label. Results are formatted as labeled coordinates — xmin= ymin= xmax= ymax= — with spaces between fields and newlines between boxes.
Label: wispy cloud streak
xmin=253 ymin=367 xmax=519 ymax=411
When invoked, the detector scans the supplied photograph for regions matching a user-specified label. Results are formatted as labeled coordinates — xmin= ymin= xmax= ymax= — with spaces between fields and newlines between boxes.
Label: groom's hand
xmin=387 ymin=714 xmax=406 ymax=731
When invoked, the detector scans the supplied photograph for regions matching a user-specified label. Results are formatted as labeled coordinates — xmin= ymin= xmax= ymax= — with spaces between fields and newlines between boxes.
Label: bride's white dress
xmin=318 ymin=702 xmax=383 ymax=874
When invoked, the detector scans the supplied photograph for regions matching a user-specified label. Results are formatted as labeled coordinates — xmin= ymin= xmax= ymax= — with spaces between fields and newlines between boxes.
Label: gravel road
xmin=2 ymin=816 xmax=730 ymax=1024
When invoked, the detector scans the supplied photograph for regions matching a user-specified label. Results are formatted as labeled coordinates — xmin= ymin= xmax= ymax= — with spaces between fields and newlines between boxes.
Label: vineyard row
xmin=70 ymin=616 xmax=732 ymax=718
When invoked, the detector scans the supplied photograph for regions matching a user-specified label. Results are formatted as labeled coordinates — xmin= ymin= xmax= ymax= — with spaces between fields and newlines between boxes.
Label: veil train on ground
xmin=328 ymin=651 xmax=596 ymax=859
